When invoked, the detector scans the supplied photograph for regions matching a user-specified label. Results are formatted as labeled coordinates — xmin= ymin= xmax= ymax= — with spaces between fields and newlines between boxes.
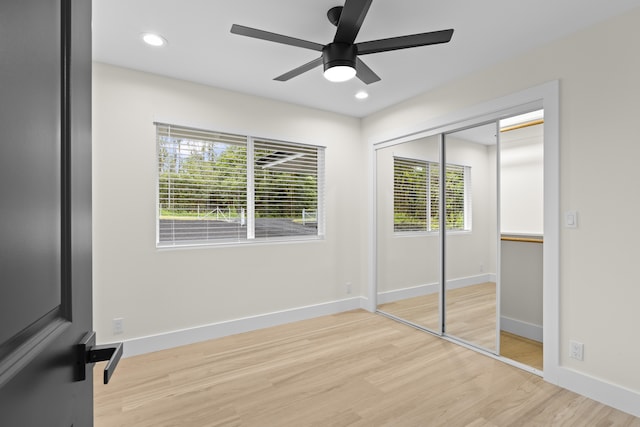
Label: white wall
xmin=363 ymin=6 xmax=640 ymax=396
xmin=92 ymin=63 xmax=367 ymax=345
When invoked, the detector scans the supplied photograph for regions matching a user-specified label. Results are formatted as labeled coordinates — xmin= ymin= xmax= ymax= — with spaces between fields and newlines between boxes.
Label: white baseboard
xmin=500 ymin=316 xmax=543 ymax=342
xmin=377 ymin=274 xmax=495 ymax=305
xmin=122 ymin=296 xmax=367 ymax=358
xmin=558 ymin=367 xmax=640 ymax=418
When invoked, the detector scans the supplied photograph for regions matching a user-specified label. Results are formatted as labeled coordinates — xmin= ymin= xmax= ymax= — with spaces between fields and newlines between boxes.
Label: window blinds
xmin=253 ymin=138 xmax=323 ymax=239
xmin=157 ymin=124 xmax=248 ymax=244
xmin=156 ymin=123 xmax=324 ymax=246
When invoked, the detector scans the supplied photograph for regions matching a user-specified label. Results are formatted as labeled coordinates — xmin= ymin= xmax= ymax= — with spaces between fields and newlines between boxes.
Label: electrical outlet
xmin=113 ymin=318 xmax=124 ymax=335
xmin=569 ymin=340 xmax=584 ymax=361
xmin=346 ymin=282 xmax=352 ymax=294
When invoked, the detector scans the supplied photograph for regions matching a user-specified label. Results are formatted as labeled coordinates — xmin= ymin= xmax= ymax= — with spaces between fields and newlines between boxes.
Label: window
xmin=393 ymin=157 xmax=471 ymax=233
xmin=157 ymin=123 xmax=324 ymax=246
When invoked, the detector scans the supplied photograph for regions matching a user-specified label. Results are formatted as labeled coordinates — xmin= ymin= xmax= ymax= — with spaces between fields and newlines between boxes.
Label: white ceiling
xmin=92 ymin=0 xmax=640 ymax=118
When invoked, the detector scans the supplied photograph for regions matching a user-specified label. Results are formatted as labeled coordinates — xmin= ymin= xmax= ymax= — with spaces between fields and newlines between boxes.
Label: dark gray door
xmin=0 ymin=0 xmax=94 ymax=425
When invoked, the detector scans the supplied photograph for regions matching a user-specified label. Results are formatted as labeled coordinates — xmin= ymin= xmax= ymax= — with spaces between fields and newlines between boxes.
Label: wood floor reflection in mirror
xmin=500 ymin=331 xmax=543 ymax=370
xmin=445 ymin=282 xmax=496 ymax=350
xmin=378 ymin=282 xmax=542 ymax=370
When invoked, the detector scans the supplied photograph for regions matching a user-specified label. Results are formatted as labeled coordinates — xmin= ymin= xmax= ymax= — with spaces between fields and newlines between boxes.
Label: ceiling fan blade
xmin=274 ymin=57 xmax=324 ymax=81
xmin=356 ymin=29 xmax=454 ymax=55
xmin=334 ymin=0 xmax=373 ymax=44
xmin=356 ymin=58 xmax=380 ymax=84
xmin=231 ymin=24 xmax=324 ymax=51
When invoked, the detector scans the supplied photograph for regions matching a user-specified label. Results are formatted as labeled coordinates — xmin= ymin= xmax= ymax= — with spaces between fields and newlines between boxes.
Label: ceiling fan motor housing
xmin=322 ymin=42 xmax=357 ymax=71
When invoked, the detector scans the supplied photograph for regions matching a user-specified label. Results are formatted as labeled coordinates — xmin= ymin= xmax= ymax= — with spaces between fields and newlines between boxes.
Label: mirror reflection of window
xmin=376 ymin=135 xmax=441 ymax=333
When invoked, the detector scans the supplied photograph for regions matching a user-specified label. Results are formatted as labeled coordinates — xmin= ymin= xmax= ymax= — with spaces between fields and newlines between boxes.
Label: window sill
xmin=156 ymin=235 xmax=325 ymax=250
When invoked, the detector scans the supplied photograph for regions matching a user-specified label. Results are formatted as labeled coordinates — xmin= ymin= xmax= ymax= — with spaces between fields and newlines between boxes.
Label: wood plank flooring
xmin=94 ymin=310 xmax=638 ymax=426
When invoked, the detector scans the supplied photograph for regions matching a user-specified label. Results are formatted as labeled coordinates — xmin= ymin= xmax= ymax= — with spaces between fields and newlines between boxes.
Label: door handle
xmin=75 ymin=331 xmax=123 ymax=384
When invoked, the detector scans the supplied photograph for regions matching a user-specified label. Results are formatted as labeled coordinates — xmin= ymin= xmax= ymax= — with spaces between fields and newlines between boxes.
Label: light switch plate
xmin=565 ymin=211 xmax=578 ymax=228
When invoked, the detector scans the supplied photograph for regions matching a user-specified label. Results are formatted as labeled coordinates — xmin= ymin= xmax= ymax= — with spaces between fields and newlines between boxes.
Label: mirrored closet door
xmin=375 ymin=111 xmax=544 ymax=372
xmin=443 ymin=123 xmax=499 ymax=353
xmin=376 ymin=135 xmax=441 ymax=333
xmin=498 ymin=112 xmax=544 ymax=370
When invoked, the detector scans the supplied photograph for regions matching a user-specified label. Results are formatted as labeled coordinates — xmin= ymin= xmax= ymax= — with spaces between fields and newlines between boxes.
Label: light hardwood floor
xmin=94 ymin=310 xmax=638 ymax=426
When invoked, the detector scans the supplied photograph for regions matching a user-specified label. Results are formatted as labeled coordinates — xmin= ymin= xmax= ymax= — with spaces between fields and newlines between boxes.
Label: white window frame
xmin=156 ymin=123 xmax=325 ymax=247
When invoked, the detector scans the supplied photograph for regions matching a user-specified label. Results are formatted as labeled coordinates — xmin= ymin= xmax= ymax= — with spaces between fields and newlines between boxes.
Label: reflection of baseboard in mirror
xmin=378 ymin=280 xmax=499 ymax=351
xmin=377 ymin=293 xmax=440 ymax=332
xmin=377 ymin=273 xmax=495 ymax=305
xmin=380 ymin=281 xmax=545 ymax=371
xmin=377 ymin=274 xmax=497 ymax=334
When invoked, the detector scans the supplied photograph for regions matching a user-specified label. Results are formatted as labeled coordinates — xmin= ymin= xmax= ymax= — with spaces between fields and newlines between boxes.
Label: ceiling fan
xmin=230 ymin=0 xmax=454 ymax=84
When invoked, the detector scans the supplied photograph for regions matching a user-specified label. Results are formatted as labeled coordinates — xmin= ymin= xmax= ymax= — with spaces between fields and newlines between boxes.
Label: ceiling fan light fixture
xmin=322 ymin=42 xmax=357 ymax=82
xmin=324 ymin=65 xmax=356 ymax=82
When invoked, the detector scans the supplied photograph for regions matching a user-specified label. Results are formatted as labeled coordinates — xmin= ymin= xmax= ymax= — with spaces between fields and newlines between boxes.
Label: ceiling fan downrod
xmin=327 ymin=6 xmax=343 ymax=26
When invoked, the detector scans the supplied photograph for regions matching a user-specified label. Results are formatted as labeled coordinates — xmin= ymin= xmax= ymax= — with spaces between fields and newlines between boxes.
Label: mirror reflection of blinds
xmin=394 ymin=157 xmax=429 ymax=231
xmin=156 ymin=123 xmax=324 ymax=246
xmin=444 ymin=164 xmax=471 ymax=231
xmin=393 ymin=157 xmax=471 ymax=232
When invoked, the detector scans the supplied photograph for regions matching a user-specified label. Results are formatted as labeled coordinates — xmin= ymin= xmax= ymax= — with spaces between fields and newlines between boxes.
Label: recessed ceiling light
xmin=142 ymin=33 xmax=166 ymax=47
xmin=355 ymin=91 xmax=369 ymax=100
